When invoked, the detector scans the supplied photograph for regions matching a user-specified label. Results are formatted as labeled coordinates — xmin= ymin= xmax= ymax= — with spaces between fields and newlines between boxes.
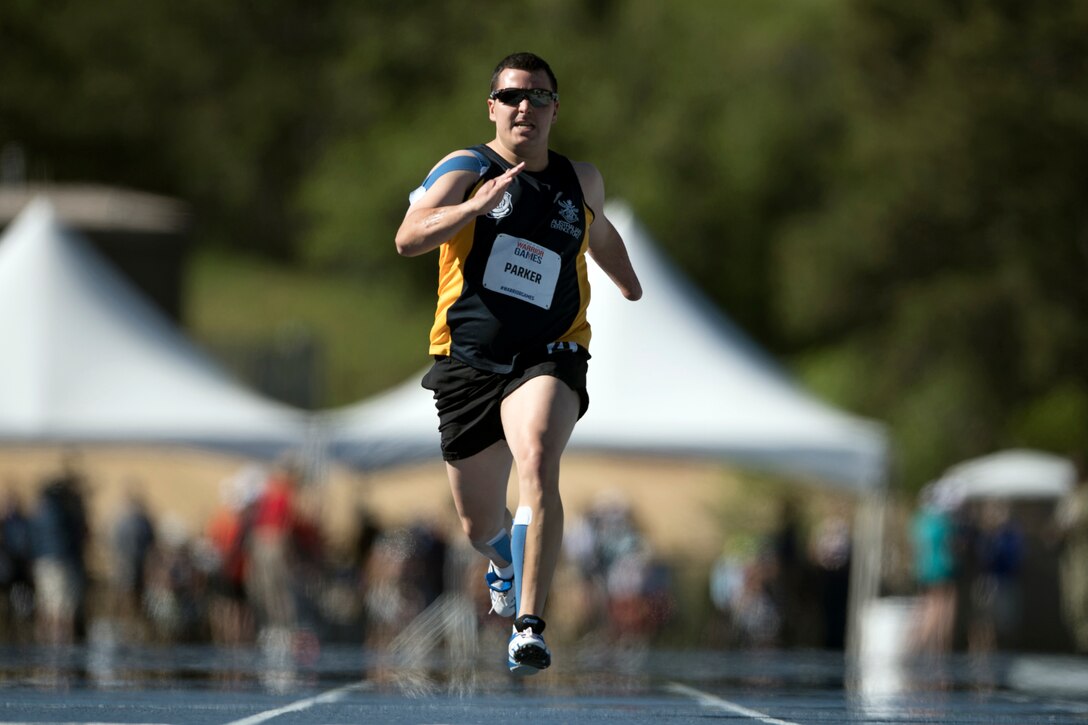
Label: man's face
xmin=488 ymin=68 xmax=558 ymax=152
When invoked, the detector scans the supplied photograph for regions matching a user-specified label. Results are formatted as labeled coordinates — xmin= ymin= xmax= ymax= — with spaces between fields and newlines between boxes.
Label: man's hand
xmin=471 ymin=162 xmax=525 ymax=216
xmin=396 ymin=162 xmax=525 ymax=257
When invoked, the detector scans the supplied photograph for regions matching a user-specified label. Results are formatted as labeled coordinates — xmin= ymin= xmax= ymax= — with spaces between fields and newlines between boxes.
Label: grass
xmin=184 ymin=248 xmax=436 ymax=407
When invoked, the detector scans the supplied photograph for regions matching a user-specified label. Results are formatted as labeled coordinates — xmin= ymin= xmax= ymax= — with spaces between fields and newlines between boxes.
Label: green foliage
xmin=779 ymin=0 xmax=1088 ymax=487
xmin=2 ymin=0 xmax=1084 ymax=480
xmin=186 ymin=248 xmax=434 ymax=405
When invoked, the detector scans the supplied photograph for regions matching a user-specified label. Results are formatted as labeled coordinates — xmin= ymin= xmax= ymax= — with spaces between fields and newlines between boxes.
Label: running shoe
xmin=485 ymin=562 xmax=516 ymax=617
xmin=507 ymin=615 xmax=551 ymax=674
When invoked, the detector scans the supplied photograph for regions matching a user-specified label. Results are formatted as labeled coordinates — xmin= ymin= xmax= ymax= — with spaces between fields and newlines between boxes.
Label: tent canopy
xmin=0 ymin=198 xmax=308 ymax=456
xmin=324 ymin=202 xmax=887 ymax=491
xmin=931 ymin=449 xmax=1077 ymax=503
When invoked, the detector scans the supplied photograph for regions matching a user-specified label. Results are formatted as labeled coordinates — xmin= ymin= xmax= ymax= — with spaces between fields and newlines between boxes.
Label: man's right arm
xmin=394 ymin=153 xmax=524 ymax=257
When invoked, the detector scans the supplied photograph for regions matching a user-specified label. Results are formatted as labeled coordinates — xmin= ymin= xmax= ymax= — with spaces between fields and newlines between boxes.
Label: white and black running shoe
xmin=507 ymin=615 xmax=551 ymax=675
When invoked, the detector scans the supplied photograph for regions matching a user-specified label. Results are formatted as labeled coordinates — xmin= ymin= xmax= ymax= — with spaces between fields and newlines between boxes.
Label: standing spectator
xmin=968 ymin=501 xmax=1023 ymax=652
xmin=811 ymin=513 xmax=852 ymax=650
xmin=769 ymin=498 xmax=810 ymax=646
xmin=362 ymin=528 xmax=430 ymax=649
xmin=246 ymin=456 xmax=301 ymax=637
xmin=109 ymin=486 xmax=156 ymax=636
xmin=30 ymin=464 xmax=90 ymax=644
xmin=562 ymin=491 xmax=655 ymax=639
xmin=0 ymin=488 xmax=35 ymax=641
xmin=202 ymin=465 xmax=263 ymax=645
xmin=708 ymin=538 xmax=781 ymax=648
xmin=143 ymin=515 xmax=205 ymax=642
xmin=910 ymin=485 xmax=958 ymax=653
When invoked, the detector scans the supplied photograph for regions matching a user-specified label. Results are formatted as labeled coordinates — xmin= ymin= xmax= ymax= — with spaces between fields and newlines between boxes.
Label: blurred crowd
xmin=7 ymin=454 xmax=1082 ymax=658
xmin=910 ymin=490 xmax=1025 ymax=654
xmin=0 ymin=459 xmax=680 ymax=653
xmin=907 ymin=464 xmax=1088 ymax=655
xmin=0 ymin=456 xmax=339 ymax=648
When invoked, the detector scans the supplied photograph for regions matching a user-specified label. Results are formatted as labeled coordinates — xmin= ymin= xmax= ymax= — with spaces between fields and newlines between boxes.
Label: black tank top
xmin=427 ymin=144 xmax=594 ymax=373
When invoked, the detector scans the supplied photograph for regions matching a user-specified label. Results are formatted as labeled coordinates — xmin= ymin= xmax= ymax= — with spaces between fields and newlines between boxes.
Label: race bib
xmin=482 ymin=233 xmax=560 ymax=309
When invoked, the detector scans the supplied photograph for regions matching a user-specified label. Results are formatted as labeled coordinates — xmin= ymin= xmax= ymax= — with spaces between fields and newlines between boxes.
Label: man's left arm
xmin=575 ymin=162 xmax=643 ymax=301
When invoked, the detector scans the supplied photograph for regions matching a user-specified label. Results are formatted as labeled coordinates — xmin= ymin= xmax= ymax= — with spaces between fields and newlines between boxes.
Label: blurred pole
xmin=845 ymin=465 xmax=890 ymax=667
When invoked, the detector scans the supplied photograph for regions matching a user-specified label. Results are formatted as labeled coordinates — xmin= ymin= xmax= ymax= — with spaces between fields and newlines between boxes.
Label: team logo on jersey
xmin=550 ymin=195 xmax=583 ymax=238
xmin=488 ymin=192 xmax=513 ymax=219
xmin=557 ymin=197 xmax=580 ymax=223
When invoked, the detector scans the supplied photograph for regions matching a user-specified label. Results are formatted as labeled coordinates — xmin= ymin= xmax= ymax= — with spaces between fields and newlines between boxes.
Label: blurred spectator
xmin=314 ymin=508 xmax=384 ymax=641
xmin=709 ymin=541 xmax=782 ymax=648
xmin=143 ymin=515 xmax=205 ymax=642
xmin=1055 ymin=455 xmax=1088 ymax=652
xmin=0 ymin=488 xmax=34 ymax=641
xmin=604 ymin=549 xmax=673 ymax=642
xmin=30 ymin=463 xmax=90 ymax=644
xmin=354 ymin=509 xmax=382 ymax=571
xmin=811 ymin=513 xmax=852 ymax=650
xmin=967 ymin=501 xmax=1023 ymax=652
xmin=406 ymin=520 xmax=448 ymax=610
xmin=245 ymin=457 xmax=299 ymax=636
xmin=769 ymin=498 xmax=813 ymax=647
xmin=709 ymin=543 xmax=745 ymax=643
xmin=910 ymin=484 xmax=958 ymax=653
xmin=563 ymin=491 xmax=672 ymax=644
xmin=362 ymin=523 xmax=449 ymax=648
xmin=109 ymin=485 xmax=156 ymax=635
xmin=200 ymin=465 xmax=263 ymax=645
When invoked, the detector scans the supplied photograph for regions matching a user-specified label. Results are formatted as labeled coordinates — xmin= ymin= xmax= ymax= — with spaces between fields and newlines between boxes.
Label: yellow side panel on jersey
xmin=428 ymin=218 xmax=476 ymax=356
xmin=555 ymin=203 xmax=595 ymax=349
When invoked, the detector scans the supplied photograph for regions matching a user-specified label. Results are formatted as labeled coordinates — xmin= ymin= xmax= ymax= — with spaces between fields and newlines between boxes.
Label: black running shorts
xmin=421 ymin=347 xmax=590 ymax=461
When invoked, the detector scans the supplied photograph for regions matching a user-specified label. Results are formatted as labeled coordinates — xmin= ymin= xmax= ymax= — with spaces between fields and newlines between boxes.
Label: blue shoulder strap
xmin=409 ymin=149 xmax=490 ymax=204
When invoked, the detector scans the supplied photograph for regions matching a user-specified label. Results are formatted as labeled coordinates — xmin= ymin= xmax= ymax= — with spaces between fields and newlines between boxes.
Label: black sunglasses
xmin=490 ymin=88 xmax=559 ymax=108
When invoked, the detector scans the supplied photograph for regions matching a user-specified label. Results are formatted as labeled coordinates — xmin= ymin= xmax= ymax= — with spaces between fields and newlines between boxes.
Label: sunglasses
xmin=490 ymin=88 xmax=559 ymax=108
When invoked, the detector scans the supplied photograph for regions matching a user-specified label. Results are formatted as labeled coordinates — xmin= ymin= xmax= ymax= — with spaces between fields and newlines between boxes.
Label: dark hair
xmin=490 ymin=52 xmax=558 ymax=93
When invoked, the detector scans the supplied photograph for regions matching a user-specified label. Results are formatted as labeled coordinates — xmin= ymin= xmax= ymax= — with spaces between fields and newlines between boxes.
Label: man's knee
xmin=513 ymin=442 xmax=565 ymax=485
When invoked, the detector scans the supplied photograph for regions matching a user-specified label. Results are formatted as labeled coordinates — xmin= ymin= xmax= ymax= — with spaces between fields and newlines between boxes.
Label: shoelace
xmin=488 ymin=581 xmax=514 ymax=615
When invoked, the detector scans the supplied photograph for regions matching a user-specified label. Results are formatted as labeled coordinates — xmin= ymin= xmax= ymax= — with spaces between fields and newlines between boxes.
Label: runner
xmin=394 ymin=51 xmax=642 ymax=673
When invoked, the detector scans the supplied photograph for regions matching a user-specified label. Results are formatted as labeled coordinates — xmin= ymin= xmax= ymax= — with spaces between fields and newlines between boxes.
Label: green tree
xmin=0 ymin=0 xmax=345 ymax=257
xmin=777 ymin=0 xmax=1088 ymax=487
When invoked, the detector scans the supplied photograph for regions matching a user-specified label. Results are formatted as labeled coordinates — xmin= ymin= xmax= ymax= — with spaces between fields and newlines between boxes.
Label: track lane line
xmin=667 ymin=682 xmax=801 ymax=725
xmin=224 ymin=681 xmax=371 ymax=725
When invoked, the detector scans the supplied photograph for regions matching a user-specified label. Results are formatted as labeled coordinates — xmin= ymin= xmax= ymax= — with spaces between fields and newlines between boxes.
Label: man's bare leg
xmin=500 ymin=375 xmax=579 ymax=618
xmin=447 ymin=441 xmax=514 ymax=559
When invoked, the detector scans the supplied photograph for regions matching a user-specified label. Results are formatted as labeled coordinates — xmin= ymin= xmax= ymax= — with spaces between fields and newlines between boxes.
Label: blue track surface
xmin=1 ymin=635 xmax=1087 ymax=724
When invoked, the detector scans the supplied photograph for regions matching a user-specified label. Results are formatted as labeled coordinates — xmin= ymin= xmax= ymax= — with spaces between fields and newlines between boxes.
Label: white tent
xmin=324 ymin=202 xmax=887 ymax=491
xmin=931 ymin=448 xmax=1077 ymax=503
xmin=0 ymin=198 xmax=309 ymax=456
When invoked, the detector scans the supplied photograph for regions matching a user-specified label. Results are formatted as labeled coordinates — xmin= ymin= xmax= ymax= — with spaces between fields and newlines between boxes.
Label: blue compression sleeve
xmin=488 ymin=528 xmax=513 ymax=566
xmin=511 ymin=506 xmax=532 ymax=617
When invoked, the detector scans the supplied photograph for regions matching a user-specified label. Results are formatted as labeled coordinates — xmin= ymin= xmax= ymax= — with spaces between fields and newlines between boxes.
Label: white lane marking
xmin=225 ymin=681 xmax=371 ymax=725
xmin=667 ymin=682 xmax=801 ymax=725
